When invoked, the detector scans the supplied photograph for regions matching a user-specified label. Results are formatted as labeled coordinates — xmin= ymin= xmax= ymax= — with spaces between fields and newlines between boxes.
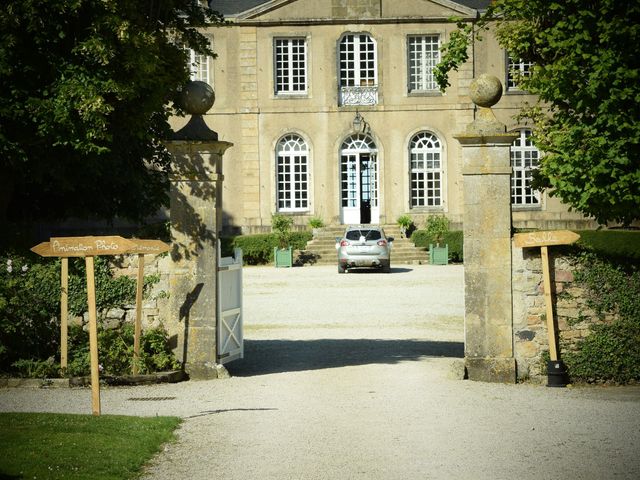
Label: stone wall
xmin=512 ymin=246 xmax=606 ymax=383
xmin=78 ymin=255 xmax=175 ymax=348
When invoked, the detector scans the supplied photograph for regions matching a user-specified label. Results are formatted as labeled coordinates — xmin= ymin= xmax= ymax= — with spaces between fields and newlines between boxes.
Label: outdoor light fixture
xmin=352 ymin=110 xmax=369 ymax=133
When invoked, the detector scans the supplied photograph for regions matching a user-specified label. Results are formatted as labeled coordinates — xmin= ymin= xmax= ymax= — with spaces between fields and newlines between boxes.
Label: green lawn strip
xmin=0 ymin=412 xmax=181 ymax=480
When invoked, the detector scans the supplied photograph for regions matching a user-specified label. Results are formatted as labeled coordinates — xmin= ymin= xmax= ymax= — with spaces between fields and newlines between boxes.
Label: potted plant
xmin=425 ymin=215 xmax=450 ymax=265
xmin=396 ymin=214 xmax=414 ymax=238
xmin=308 ymin=216 xmax=325 ymax=238
xmin=272 ymin=213 xmax=294 ymax=267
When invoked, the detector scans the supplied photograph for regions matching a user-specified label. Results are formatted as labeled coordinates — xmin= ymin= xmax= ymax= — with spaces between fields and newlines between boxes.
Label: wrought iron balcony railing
xmin=339 ymin=85 xmax=378 ymax=106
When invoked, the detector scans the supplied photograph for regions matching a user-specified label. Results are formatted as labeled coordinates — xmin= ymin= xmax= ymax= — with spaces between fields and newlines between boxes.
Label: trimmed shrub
xmin=232 ymin=231 xmax=312 ymax=265
xmin=562 ymin=252 xmax=640 ymax=384
xmin=412 ymin=230 xmax=463 ymax=262
xmin=576 ymin=230 xmax=640 ymax=262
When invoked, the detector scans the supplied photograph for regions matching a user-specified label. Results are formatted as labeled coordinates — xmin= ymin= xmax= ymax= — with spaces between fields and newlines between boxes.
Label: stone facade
xmin=171 ymin=0 xmax=597 ymax=234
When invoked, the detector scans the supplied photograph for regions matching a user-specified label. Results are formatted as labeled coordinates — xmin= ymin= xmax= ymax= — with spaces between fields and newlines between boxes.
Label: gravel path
xmin=1 ymin=264 xmax=639 ymax=479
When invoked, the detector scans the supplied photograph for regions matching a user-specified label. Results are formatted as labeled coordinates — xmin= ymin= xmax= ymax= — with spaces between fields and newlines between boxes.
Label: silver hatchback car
xmin=336 ymin=226 xmax=393 ymax=273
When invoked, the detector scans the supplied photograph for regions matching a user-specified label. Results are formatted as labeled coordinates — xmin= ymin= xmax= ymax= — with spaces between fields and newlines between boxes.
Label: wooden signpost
xmin=513 ymin=230 xmax=580 ymax=386
xmin=127 ymin=240 xmax=170 ymax=375
xmin=31 ymin=236 xmax=168 ymax=415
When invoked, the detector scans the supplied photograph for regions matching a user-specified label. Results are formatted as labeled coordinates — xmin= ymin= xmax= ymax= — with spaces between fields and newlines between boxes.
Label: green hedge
xmin=563 ymin=252 xmax=640 ymax=384
xmin=411 ymin=230 xmax=464 ymax=263
xmin=575 ymin=230 xmax=640 ymax=261
xmin=229 ymin=231 xmax=312 ymax=265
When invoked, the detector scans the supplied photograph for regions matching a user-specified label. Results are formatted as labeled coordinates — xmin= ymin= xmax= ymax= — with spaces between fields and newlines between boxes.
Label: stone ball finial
xmin=179 ymin=80 xmax=215 ymax=115
xmin=469 ymin=74 xmax=503 ymax=108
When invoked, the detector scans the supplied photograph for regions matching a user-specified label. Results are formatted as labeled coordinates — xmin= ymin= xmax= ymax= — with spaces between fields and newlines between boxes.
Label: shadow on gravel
xmin=226 ymin=339 xmax=463 ymax=377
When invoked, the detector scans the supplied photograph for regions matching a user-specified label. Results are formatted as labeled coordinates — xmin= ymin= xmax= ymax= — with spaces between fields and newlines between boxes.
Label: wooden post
xmin=540 ymin=246 xmax=558 ymax=361
xmin=133 ymin=254 xmax=144 ymax=375
xmin=60 ymin=258 xmax=69 ymax=371
xmin=85 ymin=256 xmax=101 ymax=416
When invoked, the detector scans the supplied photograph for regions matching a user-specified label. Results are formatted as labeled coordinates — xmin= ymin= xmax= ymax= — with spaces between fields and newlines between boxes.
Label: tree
xmin=0 ymin=0 xmax=223 ymax=226
xmin=435 ymin=0 xmax=640 ymax=226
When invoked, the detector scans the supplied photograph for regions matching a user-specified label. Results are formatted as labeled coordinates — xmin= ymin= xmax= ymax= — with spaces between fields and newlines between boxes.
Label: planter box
xmin=274 ymin=246 xmax=293 ymax=268
xmin=429 ymin=244 xmax=449 ymax=265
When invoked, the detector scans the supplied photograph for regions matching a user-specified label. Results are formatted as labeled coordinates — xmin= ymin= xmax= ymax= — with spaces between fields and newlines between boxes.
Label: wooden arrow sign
xmin=39 ymin=236 xmax=137 ymax=257
xmin=128 ymin=239 xmax=171 ymax=255
xmin=513 ymin=230 xmax=580 ymax=248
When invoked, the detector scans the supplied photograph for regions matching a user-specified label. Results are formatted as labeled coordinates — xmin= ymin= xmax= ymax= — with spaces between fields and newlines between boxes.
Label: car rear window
xmin=345 ymin=229 xmax=382 ymax=241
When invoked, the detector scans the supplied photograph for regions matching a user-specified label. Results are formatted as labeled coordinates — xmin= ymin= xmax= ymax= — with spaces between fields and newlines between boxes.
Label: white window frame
xmin=407 ymin=35 xmax=440 ymax=93
xmin=274 ymin=37 xmax=308 ymax=95
xmin=338 ymin=33 xmax=378 ymax=105
xmin=187 ymin=46 xmax=212 ymax=85
xmin=276 ymin=134 xmax=310 ymax=212
xmin=507 ymin=54 xmax=533 ymax=91
xmin=511 ymin=129 xmax=541 ymax=207
xmin=409 ymin=132 xmax=444 ymax=208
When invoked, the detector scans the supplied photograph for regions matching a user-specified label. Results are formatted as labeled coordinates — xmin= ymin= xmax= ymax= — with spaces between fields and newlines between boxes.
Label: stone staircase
xmin=297 ymin=225 xmax=429 ymax=266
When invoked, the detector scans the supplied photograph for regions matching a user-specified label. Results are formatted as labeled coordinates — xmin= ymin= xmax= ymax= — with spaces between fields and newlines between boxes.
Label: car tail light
xmin=377 ymin=240 xmax=387 ymax=246
xmin=340 ymin=240 xmax=350 ymax=247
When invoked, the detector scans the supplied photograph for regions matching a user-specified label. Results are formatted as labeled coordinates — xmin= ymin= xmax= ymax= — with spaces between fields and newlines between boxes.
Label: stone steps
xmin=297 ymin=224 xmax=429 ymax=265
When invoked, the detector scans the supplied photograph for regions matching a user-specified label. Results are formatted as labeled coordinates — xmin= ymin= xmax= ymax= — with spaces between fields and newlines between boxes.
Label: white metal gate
xmin=217 ymin=247 xmax=243 ymax=364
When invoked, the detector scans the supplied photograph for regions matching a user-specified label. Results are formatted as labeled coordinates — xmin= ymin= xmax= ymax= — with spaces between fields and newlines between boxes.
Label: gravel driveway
xmin=1 ymin=264 xmax=639 ymax=479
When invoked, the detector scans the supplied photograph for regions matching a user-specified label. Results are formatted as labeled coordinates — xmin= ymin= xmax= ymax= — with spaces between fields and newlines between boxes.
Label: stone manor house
xmin=172 ymin=0 xmax=596 ymax=234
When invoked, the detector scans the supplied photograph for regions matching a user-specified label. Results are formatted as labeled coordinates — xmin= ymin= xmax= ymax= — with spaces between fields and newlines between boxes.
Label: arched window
xmin=511 ymin=129 xmax=540 ymax=205
xmin=276 ymin=134 xmax=309 ymax=212
xmin=409 ymin=132 xmax=443 ymax=208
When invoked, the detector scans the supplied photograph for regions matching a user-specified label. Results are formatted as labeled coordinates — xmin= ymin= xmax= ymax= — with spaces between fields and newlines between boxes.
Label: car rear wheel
xmin=381 ymin=261 xmax=390 ymax=273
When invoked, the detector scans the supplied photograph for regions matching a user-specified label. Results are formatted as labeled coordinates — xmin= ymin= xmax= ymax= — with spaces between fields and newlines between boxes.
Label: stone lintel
xmin=462 ymin=165 xmax=512 ymax=176
xmin=167 ymin=140 xmax=234 ymax=157
xmin=465 ymin=357 xmax=517 ymax=383
xmin=454 ymin=133 xmax=518 ymax=147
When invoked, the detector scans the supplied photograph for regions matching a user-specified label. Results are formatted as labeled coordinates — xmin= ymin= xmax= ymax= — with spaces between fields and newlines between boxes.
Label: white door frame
xmin=340 ymin=134 xmax=379 ymax=224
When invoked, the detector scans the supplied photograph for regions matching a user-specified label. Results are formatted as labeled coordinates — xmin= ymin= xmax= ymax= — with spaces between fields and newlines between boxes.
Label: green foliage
xmin=412 ymin=230 xmax=463 ymax=262
xmin=0 ymin=1 xmax=224 ymax=224
xmin=308 ymin=216 xmax=325 ymax=229
xmin=396 ymin=215 xmax=414 ymax=230
xmin=1 ymin=252 xmax=64 ymax=367
xmin=576 ymin=230 xmax=640 ymax=262
xmin=10 ymin=323 xmax=179 ymax=378
xmin=272 ymin=213 xmax=294 ymax=249
xmin=232 ymin=231 xmax=312 ymax=265
xmin=0 ymin=412 xmax=180 ymax=480
xmin=232 ymin=234 xmax=276 ymax=265
xmin=424 ymin=215 xmax=450 ymax=246
xmin=0 ymin=249 xmax=161 ymax=372
xmin=436 ymin=0 xmax=640 ymax=225
xmin=563 ymin=253 xmax=640 ymax=383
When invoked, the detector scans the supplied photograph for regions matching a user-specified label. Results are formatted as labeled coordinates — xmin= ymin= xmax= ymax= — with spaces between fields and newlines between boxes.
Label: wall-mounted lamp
xmin=352 ymin=110 xmax=369 ymax=134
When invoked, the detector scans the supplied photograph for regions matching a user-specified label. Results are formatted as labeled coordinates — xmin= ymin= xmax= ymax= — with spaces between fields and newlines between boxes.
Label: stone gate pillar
xmin=453 ymin=74 xmax=518 ymax=383
xmin=166 ymin=81 xmax=233 ymax=379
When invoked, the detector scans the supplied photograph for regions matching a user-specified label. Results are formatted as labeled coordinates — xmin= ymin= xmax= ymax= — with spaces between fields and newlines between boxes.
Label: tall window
xmin=187 ymin=49 xmax=211 ymax=85
xmin=339 ymin=33 xmax=378 ymax=105
xmin=507 ymin=55 xmax=533 ymax=90
xmin=408 ymin=35 xmax=440 ymax=92
xmin=276 ymin=135 xmax=309 ymax=212
xmin=410 ymin=132 xmax=443 ymax=208
xmin=511 ymin=129 xmax=540 ymax=206
xmin=274 ymin=38 xmax=307 ymax=94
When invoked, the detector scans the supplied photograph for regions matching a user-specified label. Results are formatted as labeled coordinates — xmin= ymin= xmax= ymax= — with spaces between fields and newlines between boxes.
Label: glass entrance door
xmin=340 ymin=135 xmax=378 ymax=224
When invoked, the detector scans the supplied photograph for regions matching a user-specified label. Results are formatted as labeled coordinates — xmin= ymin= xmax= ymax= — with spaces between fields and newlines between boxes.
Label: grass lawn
xmin=0 ymin=412 xmax=181 ymax=480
